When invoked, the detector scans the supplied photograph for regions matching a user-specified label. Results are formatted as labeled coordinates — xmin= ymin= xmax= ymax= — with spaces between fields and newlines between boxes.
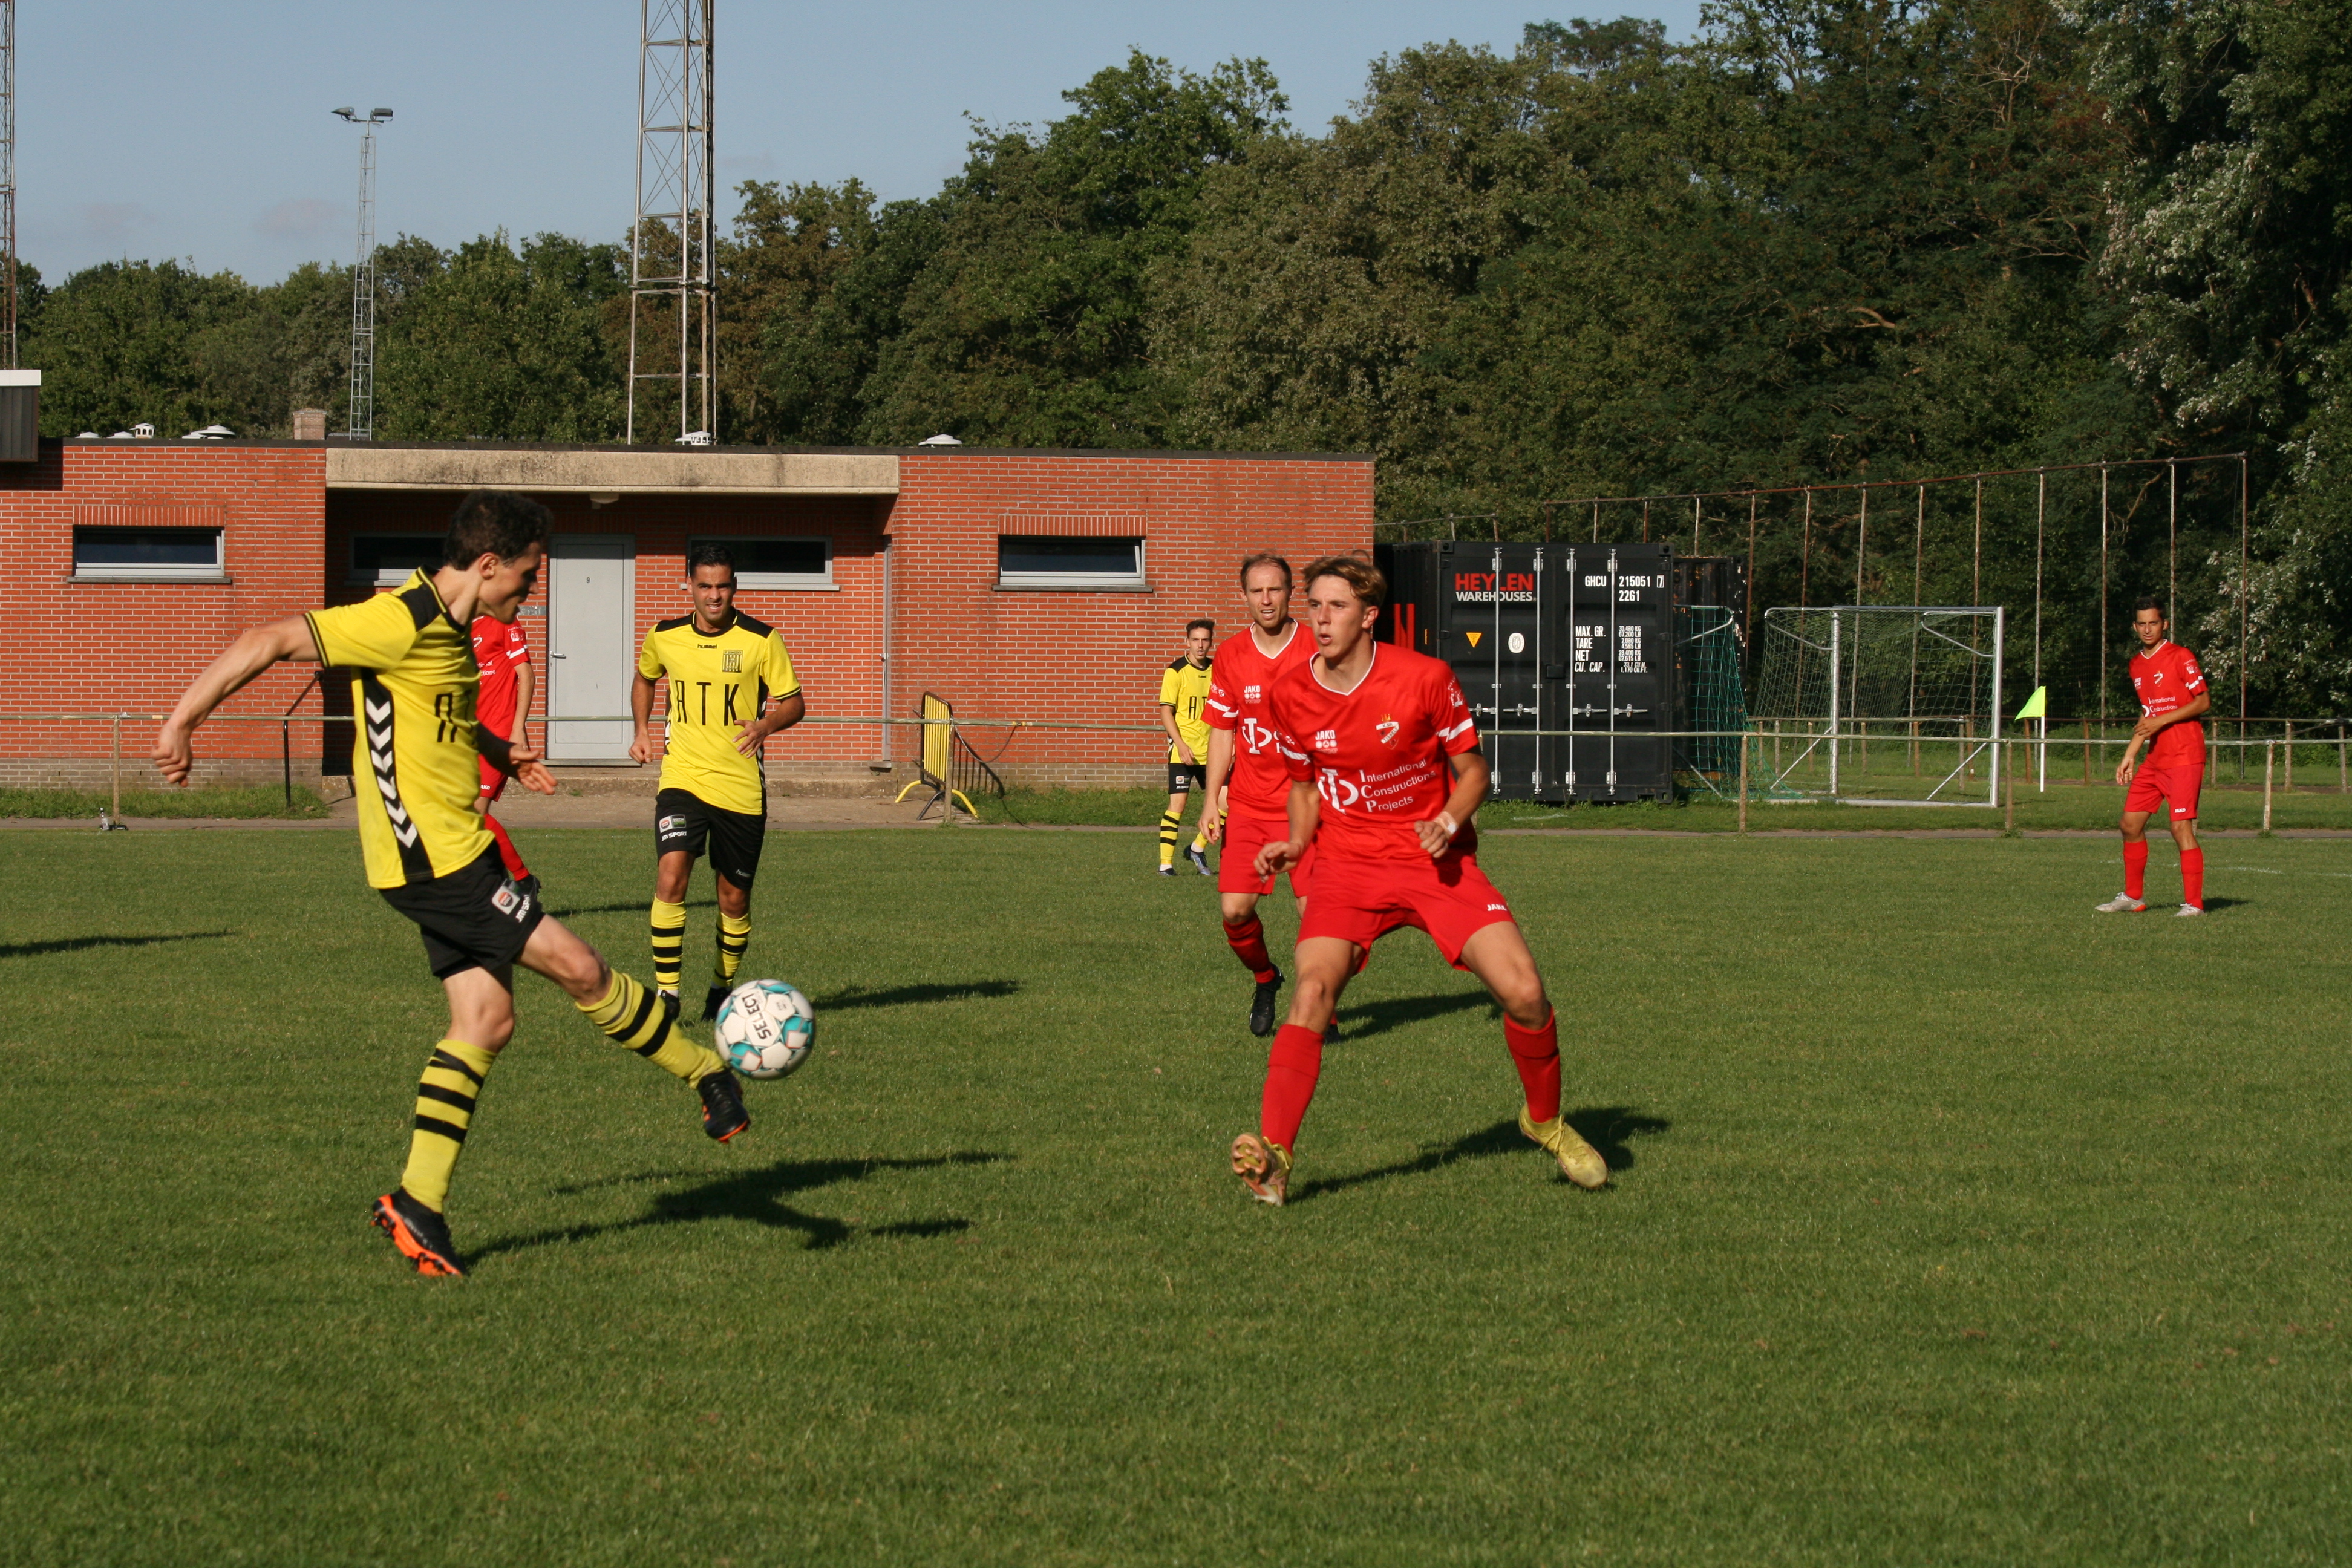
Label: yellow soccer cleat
xmin=1230 ymin=1132 xmax=1292 ymax=1207
xmin=1520 ymin=1108 xmax=1608 ymax=1189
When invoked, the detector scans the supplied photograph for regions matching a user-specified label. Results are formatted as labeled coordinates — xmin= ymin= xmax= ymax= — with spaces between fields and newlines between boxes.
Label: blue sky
xmin=22 ymin=1 xmax=1703 ymax=287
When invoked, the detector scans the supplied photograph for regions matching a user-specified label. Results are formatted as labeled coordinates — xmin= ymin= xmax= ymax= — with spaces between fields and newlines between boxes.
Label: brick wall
xmin=0 ymin=441 xmax=1376 ymax=795
xmin=888 ymin=450 xmax=1375 ymax=788
xmin=0 ymin=440 xmax=326 ymax=789
xmin=328 ymin=489 xmax=892 ymax=788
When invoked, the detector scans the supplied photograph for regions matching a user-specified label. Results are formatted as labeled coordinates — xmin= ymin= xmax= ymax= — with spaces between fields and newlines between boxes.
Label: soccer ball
xmin=713 ymin=979 xmax=816 ymax=1080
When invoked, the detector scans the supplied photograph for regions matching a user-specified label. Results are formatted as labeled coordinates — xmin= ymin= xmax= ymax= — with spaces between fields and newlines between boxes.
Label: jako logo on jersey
xmin=1318 ymin=774 xmax=1362 ymax=809
xmin=1244 ymin=684 xmax=1262 ymax=702
xmin=1376 ymin=716 xmax=1400 ymax=746
xmin=1486 ymin=903 xmax=1508 ymax=912
xmin=1315 ymin=728 xmax=1338 ymax=751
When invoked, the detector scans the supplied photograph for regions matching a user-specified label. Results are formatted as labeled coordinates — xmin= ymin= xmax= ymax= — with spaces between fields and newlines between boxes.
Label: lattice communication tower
xmin=627 ymin=0 xmax=716 ymax=445
xmin=334 ymin=107 xmax=392 ymax=440
xmin=2 ymin=0 xmax=17 ymax=368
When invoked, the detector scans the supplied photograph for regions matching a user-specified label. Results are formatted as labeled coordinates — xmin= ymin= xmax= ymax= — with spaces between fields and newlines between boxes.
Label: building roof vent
xmin=918 ymin=433 xmax=962 ymax=446
xmin=181 ymin=424 xmax=235 ymax=440
xmin=74 ymin=431 xmax=98 ymax=439
xmin=107 ymin=430 xmax=134 ymax=439
xmin=132 ymin=422 xmax=156 ymax=439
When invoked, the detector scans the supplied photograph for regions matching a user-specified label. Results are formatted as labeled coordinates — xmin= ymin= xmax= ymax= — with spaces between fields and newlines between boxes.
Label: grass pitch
xmin=4 ymin=825 xmax=2349 ymax=1564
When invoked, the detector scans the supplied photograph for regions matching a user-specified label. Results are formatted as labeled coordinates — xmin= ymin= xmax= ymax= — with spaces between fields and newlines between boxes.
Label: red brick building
xmin=0 ymin=439 xmax=1372 ymax=792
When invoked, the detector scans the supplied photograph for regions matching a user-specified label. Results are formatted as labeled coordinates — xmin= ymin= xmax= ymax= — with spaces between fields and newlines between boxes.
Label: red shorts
xmin=477 ymin=754 xmax=509 ymax=805
xmin=1298 ymin=851 xmax=1515 ymax=969
xmin=1219 ymin=811 xmax=1315 ymax=898
xmin=2126 ymin=760 xmax=2201 ymax=820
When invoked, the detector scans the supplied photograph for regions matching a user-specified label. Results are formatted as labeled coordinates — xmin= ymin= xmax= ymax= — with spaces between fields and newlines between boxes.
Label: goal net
xmin=1748 ymin=606 xmax=2004 ymax=805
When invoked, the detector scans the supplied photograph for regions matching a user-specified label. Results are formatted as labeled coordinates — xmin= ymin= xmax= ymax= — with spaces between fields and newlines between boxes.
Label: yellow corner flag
xmin=2015 ymin=686 xmax=2047 ymax=722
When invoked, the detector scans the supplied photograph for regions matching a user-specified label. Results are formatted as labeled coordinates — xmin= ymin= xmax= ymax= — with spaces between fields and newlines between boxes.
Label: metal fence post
xmin=2263 ymin=741 xmax=2275 ymax=834
xmin=2002 ymin=740 xmax=2014 ymax=834
xmin=1737 ymin=730 xmax=1749 ymax=835
xmin=110 ymin=714 xmax=122 ymax=820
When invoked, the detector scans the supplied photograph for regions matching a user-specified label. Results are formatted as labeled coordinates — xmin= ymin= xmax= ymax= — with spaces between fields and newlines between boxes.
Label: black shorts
xmin=655 ymin=787 xmax=766 ymax=888
xmin=1168 ymin=763 xmax=1208 ymax=794
xmin=379 ymin=846 xmax=545 ymax=979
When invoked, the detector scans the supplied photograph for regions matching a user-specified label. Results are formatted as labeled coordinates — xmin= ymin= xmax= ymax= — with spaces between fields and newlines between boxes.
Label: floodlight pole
xmin=333 ymin=108 xmax=392 ymax=440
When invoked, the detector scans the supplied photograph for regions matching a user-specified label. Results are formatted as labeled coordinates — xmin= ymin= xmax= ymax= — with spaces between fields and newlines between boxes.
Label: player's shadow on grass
xmin=544 ymin=898 xmax=716 ymax=919
xmin=2201 ymin=897 xmax=2250 ymax=912
xmin=1330 ymin=990 xmax=1495 ymax=1040
xmin=477 ymin=1151 xmax=1008 ymax=1261
xmin=1290 ymin=1107 xmax=1670 ymax=1204
xmin=817 ymin=979 xmax=1021 ymax=1010
xmin=0 ymin=929 xmax=230 ymax=960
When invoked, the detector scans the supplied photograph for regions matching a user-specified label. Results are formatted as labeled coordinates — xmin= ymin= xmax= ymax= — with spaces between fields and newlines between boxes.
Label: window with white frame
xmin=349 ymin=534 xmax=445 ymax=587
xmin=690 ymin=536 xmax=832 ymax=590
xmin=996 ymin=535 xmax=1146 ymax=590
xmin=73 ymin=526 xmax=226 ymax=581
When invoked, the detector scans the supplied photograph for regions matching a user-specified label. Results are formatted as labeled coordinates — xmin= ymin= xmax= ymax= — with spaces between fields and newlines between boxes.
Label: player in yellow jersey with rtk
xmin=631 ymin=541 xmax=806 ymax=1021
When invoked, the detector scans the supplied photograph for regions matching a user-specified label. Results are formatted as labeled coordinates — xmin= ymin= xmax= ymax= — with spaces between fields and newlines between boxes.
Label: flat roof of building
xmin=47 ymin=436 xmax=1371 ymax=497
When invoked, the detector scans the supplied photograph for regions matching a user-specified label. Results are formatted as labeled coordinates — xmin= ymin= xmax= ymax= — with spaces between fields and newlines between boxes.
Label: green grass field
xmin=5 ymin=825 xmax=2349 ymax=1564
xmin=0 ymin=784 xmax=330 ymax=820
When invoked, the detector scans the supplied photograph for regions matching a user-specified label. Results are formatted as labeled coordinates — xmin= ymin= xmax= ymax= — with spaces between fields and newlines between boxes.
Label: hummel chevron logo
xmin=365 ymin=697 xmax=393 ymax=722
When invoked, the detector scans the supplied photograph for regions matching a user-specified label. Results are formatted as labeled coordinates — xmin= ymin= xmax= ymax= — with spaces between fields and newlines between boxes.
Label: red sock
xmin=1260 ymin=1024 xmax=1324 ymax=1151
xmin=1224 ymin=915 xmax=1278 ymax=984
xmin=485 ymin=812 xmax=530 ymax=881
xmin=2123 ymin=840 xmax=2148 ymax=900
xmin=2180 ymin=846 xmax=2204 ymax=910
xmin=1503 ymin=1010 xmax=1562 ymax=1124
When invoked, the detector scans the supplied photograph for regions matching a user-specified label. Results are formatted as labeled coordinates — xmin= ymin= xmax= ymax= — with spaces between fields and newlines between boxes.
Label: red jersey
xmin=2129 ymin=639 xmax=2207 ymax=767
xmin=469 ymin=614 xmax=532 ymax=738
xmin=1203 ymin=621 xmax=1316 ymax=819
xmin=1270 ymin=642 xmax=1481 ymax=863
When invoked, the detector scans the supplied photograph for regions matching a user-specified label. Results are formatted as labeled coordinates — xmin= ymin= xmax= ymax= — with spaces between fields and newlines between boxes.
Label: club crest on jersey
xmin=1314 ymin=728 xmax=1338 ymax=751
xmin=723 ymin=650 xmax=742 ymax=673
xmin=1376 ymin=715 xmax=1400 ymax=746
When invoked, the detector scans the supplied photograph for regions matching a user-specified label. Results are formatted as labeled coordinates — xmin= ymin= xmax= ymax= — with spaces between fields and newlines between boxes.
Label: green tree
xmin=854 ymin=48 xmax=1288 ymax=446
xmin=28 ymin=260 xmax=260 ymax=436
xmin=376 ymin=232 xmax=627 ymax=442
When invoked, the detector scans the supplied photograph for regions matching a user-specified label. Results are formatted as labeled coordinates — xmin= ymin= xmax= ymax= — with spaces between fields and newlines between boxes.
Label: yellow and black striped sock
xmin=1158 ymin=811 xmax=1181 ymax=868
xmin=1191 ymin=818 xmax=1213 ymax=854
xmin=580 ymin=969 xmax=725 ymax=1084
xmin=649 ymin=897 xmax=687 ymax=991
xmin=399 ymin=1039 xmax=498 ymax=1214
xmin=714 ymin=910 xmax=751 ymax=984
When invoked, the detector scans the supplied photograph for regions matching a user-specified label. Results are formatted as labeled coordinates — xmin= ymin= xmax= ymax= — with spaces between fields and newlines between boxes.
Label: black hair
xmin=1186 ymin=617 xmax=1216 ymax=636
xmin=687 ymin=540 xmax=737 ymax=578
xmin=443 ymin=490 xmax=552 ymax=568
xmin=2133 ymin=596 xmax=2166 ymax=617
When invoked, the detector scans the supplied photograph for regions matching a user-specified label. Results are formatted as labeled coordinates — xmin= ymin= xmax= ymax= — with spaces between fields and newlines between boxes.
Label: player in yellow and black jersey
xmin=630 ymin=541 xmax=807 ymax=1021
xmin=1155 ymin=618 xmax=1219 ymax=876
xmin=154 ymin=491 xmax=752 ymax=1279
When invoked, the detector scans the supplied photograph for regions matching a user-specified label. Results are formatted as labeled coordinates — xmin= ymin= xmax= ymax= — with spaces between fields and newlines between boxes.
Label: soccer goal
xmin=1748 ymin=606 xmax=2004 ymax=806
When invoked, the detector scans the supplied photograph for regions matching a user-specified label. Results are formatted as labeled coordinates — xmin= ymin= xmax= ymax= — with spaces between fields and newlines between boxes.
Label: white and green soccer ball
xmin=714 ymin=979 xmax=815 ymax=1080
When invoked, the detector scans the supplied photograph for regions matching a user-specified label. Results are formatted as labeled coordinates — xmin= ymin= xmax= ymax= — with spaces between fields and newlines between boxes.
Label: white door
xmin=546 ymin=533 xmax=635 ymax=762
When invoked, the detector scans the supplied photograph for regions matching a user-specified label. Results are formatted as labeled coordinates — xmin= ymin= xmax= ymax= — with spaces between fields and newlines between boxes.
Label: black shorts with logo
xmin=655 ymin=787 xmax=766 ymax=889
xmin=379 ymin=845 xmax=545 ymax=979
xmin=1168 ymin=762 xmax=1208 ymax=795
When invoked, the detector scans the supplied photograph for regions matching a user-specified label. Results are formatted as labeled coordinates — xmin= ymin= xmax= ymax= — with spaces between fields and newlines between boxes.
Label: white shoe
xmin=2094 ymin=893 xmax=2146 ymax=913
xmin=2175 ymin=903 xmax=2204 ymax=918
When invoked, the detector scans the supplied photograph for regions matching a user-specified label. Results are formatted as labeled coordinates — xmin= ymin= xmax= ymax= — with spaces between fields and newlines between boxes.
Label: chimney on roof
xmin=291 ymin=408 xmax=328 ymax=441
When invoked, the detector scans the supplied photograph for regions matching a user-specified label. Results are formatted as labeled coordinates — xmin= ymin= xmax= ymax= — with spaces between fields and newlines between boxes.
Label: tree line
xmin=18 ymin=0 xmax=2350 ymax=713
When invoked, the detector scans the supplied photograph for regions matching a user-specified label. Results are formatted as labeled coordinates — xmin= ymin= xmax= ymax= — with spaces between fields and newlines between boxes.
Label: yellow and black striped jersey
xmin=1159 ymin=656 xmax=1214 ymax=763
xmin=305 ymin=570 xmax=495 ymax=890
xmin=637 ymin=610 xmax=800 ymax=817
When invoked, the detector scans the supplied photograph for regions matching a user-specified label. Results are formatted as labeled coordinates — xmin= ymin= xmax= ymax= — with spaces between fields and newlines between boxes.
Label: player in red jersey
xmin=470 ymin=609 xmax=535 ymax=885
xmin=1201 ymin=552 xmax=1319 ymax=1036
xmin=1228 ymin=555 xmax=1607 ymax=1205
xmin=2098 ymin=596 xmax=2212 ymax=916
